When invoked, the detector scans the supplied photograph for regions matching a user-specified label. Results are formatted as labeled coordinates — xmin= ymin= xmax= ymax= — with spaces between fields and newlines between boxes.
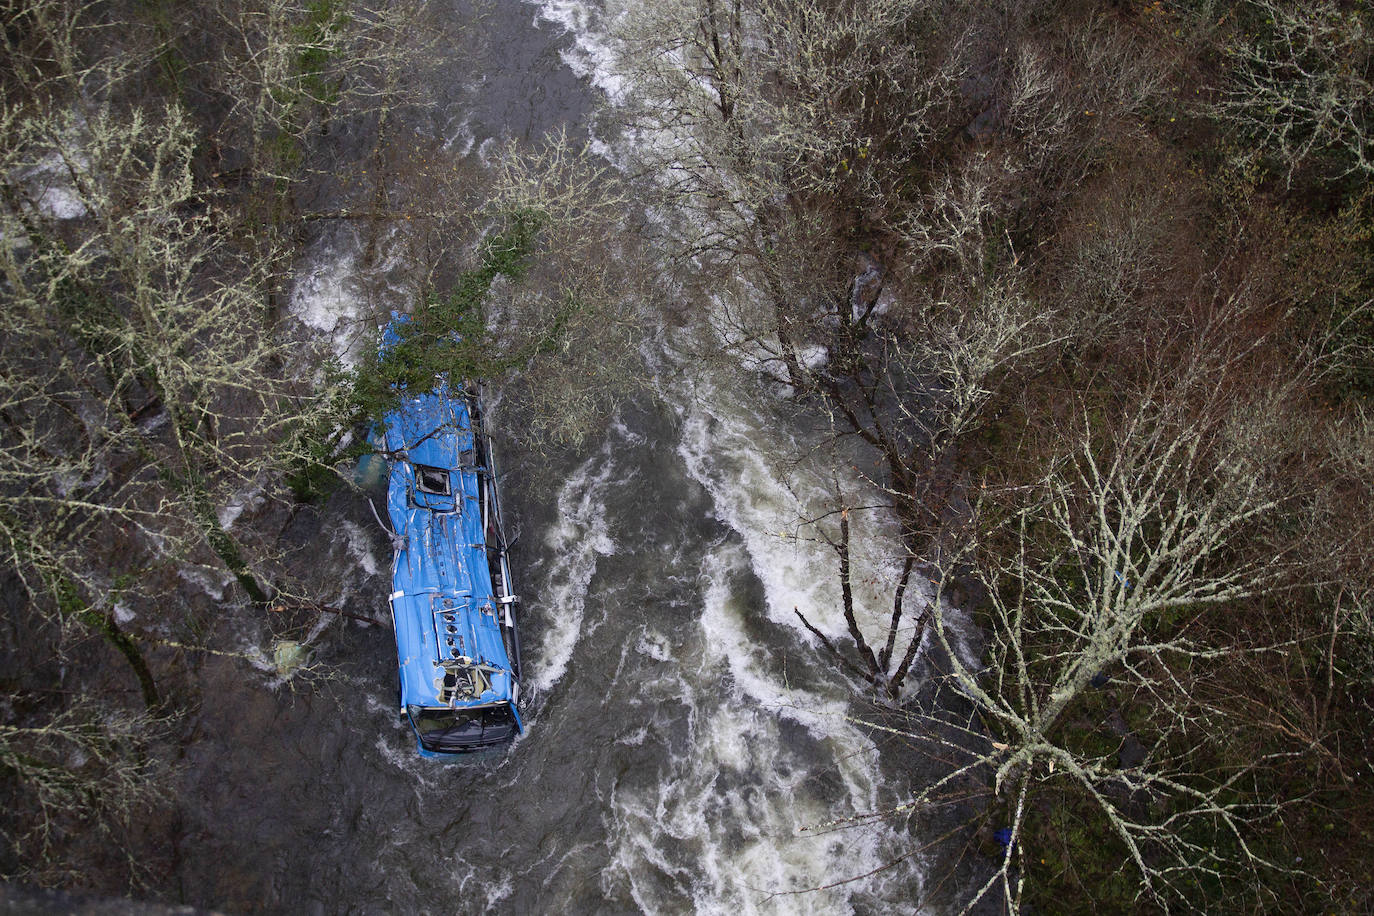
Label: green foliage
xmin=265 ymin=129 xmax=304 ymax=171
xmin=347 ymin=210 xmax=546 ymax=424
xmin=263 ymin=0 xmax=349 ymax=113
xmin=1020 ymin=788 xmax=1142 ymax=914
xmin=294 ymin=0 xmax=351 ymax=105
xmin=284 ymin=434 xmax=348 ymax=505
xmin=47 ymin=575 xmax=160 ymax=710
xmin=277 ymin=208 xmax=594 ymax=500
xmin=277 ymin=358 xmax=361 ymax=504
xmin=135 ymin=0 xmax=188 ymax=92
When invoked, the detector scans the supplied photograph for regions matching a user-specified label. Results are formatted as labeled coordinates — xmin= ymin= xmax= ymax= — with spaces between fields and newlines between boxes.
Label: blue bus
xmin=380 ymin=350 xmax=523 ymax=756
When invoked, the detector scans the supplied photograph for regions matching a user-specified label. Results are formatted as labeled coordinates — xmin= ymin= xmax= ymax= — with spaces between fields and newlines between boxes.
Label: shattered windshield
xmin=407 ymin=704 xmax=516 ymax=751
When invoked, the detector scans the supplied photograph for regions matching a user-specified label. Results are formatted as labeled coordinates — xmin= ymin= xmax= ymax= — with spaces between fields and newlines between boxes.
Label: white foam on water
xmin=341 ymin=520 xmax=381 ymax=578
xmin=534 ymin=0 xmax=627 ymax=102
xmin=674 ymin=358 xmax=924 ymax=660
xmin=615 ymin=724 xmax=649 ymax=746
xmin=52 ymin=465 xmax=109 ymax=498
xmin=34 ymin=184 xmax=88 ymax=220
xmin=527 ymin=0 xmax=929 ymax=650
xmin=695 ymin=547 xmax=851 ymax=731
xmin=217 ymin=480 xmax=268 ymax=531
xmin=289 ymin=226 xmax=418 ymax=366
xmin=601 ymin=541 xmax=922 ymax=914
xmin=528 ymin=440 xmax=619 ymax=693
xmin=14 ymin=147 xmax=91 ymax=220
xmin=217 ymin=502 xmax=245 ymax=530
xmin=291 ymin=246 xmax=360 ymax=340
xmin=442 ymin=116 xmax=477 ymax=156
xmin=482 ymin=873 xmax=515 ymax=908
xmin=522 ymin=3 xmax=937 ymax=906
xmin=474 ymin=136 xmax=500 ymax=167
xmin=634 ymin=628 xmax=673 ymax=663
xmin=371 ymin=732 xmax=438 ymax=790
xmin=176 ymin=566 xmax=232 ymax=602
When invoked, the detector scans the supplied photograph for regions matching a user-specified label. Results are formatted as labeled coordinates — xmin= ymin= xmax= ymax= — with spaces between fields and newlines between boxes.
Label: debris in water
xmin=273 ymin=640 xmax=307 ymax=677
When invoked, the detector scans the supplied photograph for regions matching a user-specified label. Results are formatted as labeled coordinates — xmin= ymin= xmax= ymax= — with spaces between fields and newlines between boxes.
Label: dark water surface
xmin=171 ymin=3 xmax=950 ymax=913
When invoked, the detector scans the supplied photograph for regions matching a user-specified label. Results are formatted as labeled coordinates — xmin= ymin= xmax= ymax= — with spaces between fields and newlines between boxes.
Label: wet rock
xmin=849 ymin=253 xmax=885 ymax=319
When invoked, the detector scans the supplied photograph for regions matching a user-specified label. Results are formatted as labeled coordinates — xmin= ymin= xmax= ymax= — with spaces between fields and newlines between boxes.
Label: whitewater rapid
xmin=255 ymin=1 xmax=954 ymax=912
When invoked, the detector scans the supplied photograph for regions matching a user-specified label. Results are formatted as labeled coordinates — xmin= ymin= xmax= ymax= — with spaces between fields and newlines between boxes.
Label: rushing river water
xmin=171 ymin=2 xmax=978 ymax=913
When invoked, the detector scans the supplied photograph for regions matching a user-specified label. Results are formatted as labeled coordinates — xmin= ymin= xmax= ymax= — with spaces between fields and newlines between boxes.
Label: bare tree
xmin=790 ymin=273 xmax=1064 ymax=696
xmin=0 ymin=0 xmax=420 ymax=883
xmin=339 ymin=127 xmax=653 ymax=453
xmin=1209 ymin=0 xmax=1374 ymax=184
xmin=480 ymin=132 xmax=653 ymax=451
xmin=828 ymin=371 xmax=1313 ymax=912
xmin=1 ymin=91 xmax=343 ymax=605
xmin=0 ymin=0 xmax=367 ymax=752
xmin=0 ymin=698 xmax=167 ymax=886
xmin=206 ymin=0 xmax=440 ymax=182
xmin=601 ymin=0 xmax=1372 ymax=909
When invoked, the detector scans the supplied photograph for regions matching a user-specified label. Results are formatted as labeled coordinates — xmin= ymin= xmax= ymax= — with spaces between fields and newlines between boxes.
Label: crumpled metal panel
xmin=383 ymin=387 xmax=513 ymax=711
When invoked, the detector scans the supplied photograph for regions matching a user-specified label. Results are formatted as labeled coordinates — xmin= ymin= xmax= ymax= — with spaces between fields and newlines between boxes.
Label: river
xmin=170 ymin=2 xmax=974 ymax=912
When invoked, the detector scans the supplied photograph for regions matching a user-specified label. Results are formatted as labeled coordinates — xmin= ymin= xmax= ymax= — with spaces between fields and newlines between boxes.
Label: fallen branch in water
xmin=270 ymin=600 xmax=383 ymax=626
